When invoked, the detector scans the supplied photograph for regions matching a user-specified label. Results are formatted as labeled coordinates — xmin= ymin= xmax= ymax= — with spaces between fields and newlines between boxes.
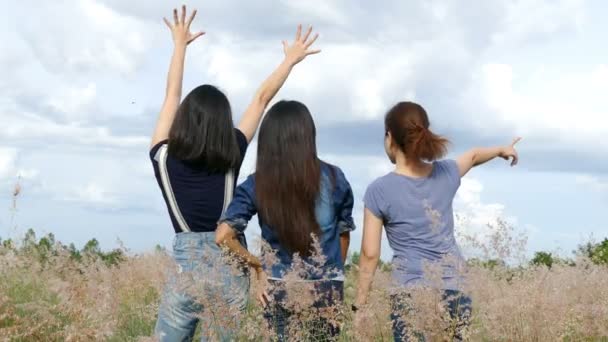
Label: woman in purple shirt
xmin=353 ymin=102 xmax=522 ymax=341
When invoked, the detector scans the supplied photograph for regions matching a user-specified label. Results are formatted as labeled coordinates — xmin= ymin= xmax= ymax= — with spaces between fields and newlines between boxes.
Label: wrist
xmin=173 ymin=41 xmax=188 ymax=51
xmin=497 ymin=146 xmax=507 ymax=157
xmin=282 ymin=57 xmax=298 ymax=68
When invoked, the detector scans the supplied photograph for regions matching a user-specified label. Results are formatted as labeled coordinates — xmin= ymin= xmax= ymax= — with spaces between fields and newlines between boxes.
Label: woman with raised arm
xmin=150 ymin=6 xmax=319 ymax=341
xmin=215 ymin=100 xmax=355 ymax=340
xmin=353 ymin=102 xmax=521 ymax=341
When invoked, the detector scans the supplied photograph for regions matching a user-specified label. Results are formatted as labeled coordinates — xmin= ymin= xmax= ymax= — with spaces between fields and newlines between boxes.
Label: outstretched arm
xmin=456 ymin=137 xmax=522 ymax=177
xmin=354 ymin=208 xmax=383 ymax=308
xmin=237 ymin=25 xmax=321 ymax=142
xmin=150 ymin=6 xmax=205 ymax=148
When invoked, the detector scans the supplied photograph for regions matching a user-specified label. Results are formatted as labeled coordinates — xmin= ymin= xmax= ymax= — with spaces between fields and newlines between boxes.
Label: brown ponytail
xmin=385 ymin=102 xmax=448 ymax=161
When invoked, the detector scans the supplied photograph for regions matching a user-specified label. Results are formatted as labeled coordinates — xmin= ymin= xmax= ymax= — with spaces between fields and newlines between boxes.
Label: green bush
xmin=578 ymin=238 xmax=608 ymax=265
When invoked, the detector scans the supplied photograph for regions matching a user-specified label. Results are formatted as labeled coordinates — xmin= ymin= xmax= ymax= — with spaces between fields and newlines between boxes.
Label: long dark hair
xmin=255 ymin=100 xmax=321 ymax=257
xmin=168 ymin=84 xmax=241 ymax=172
xmin=385 ymin=101 xmax=449 ymax=161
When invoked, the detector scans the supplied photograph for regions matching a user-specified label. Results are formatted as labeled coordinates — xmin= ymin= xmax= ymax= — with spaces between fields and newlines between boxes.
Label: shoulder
xmin=434 ymin=159 xmax=461 ymax=185
xmin=234 ymin=128 xmax=248 ymax=149
xmin=320 ymin=161 xmax=352 ymax=192
xmin=321 ymin=161 xmax=345 ymax=179
xmin=363 ymin=174 xmax=393 ymax=218
xmin=434 ymin=159 xmax=459 ymax=175
xmin=149 ymin=139 xmax=169 ymax=162
xmin=366 ymin=173 xmax=393 ymax=193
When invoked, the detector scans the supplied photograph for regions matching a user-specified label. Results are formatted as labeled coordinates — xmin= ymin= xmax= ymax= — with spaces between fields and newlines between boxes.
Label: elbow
xmin=253 ymin=91 xmax=269 ymax=108
xmin=361 ymin=250 xmax=380 ymax=264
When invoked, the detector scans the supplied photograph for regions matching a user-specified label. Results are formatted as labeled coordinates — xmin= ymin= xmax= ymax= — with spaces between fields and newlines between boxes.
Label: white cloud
xmin=575 ymin=174 xmax=608 ymax=192
xmin=0 ymin=148 xmax=38 ymax=183
xmin=455 ymin=178 xmax=507 ymax=229
xmin=492 ymin=0 xmax=585 ymax=45
xmin=0 ymin=104 xmax=147 ymax=148
xmin=47 ymin=83 xmax=97 ymax=120
xmin=64 ymin=182 xmax=118 ymax=206
xmin=16 ymin=0 xmax=150 ymax=75
xmin=0 ymin=148 xmax=18 ymax=180
xmin=467 ymin=63 xmax=608 ymax=152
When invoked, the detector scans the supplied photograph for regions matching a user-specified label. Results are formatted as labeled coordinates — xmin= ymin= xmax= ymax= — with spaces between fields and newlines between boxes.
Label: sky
xmin=1 ymin=0 xmax=607 ymax=261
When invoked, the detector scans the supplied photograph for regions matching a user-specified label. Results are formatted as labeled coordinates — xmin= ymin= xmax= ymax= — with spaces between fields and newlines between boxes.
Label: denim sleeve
xmin=219 ymin=175 xmax=257 ymax=233
xmin=335 ymin=168 xmax=356 ymax=234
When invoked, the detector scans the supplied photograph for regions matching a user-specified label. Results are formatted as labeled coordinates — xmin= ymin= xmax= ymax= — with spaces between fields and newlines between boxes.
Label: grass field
xmin=1 ymin=229 xmax=608 ymax=341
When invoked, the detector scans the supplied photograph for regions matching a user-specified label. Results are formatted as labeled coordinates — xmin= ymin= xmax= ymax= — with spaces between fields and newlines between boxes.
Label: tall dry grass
xmin=2 ymin=182 xmax=607 ymax=341
xmin=1 ymin=229 xmax=607 ymax=341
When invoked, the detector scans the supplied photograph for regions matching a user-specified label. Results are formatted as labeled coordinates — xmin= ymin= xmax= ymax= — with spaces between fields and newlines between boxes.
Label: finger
xmin=181 ymin=5 xmax=186 ymax=24
xmin=305 ymin=33 xmax=319 ymax=49
xmin=295 ymin=24 xmax=302 ymax=41
xmin=282 ymin=40 xmax=288 ymax=53
xmin=511 ymin=153 xmax=519 ymax=167
xmin=163 ymin=17 xmax=172 ymax=29
xmin=302 ymin=25 xmax=313 ymax=42
xmin=187 ymin=9 xmax=197 ymax=27
xmin=189 ymin=31 xmax=205 ymax=43
xmin=258 ymin=295 xmax=267 ymax=307
xmin=511 ymin=137 xmax=522 ymax=147
xmin=173 ymin=8 xmax=179 ymax=26
xmin=305 ymin=49 xmax=322 ymax=56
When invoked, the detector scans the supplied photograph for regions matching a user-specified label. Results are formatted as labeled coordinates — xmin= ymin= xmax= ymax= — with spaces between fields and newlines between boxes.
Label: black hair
xmin=168 ymin=84 xmax=241 ymax=172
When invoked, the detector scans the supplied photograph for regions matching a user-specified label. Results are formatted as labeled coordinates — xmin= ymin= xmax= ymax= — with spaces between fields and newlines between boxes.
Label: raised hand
xmin=499 ymin=137 xmax=522 ymax=166
xmin=163 ymin=5 xmax=205 ymax=47
xmin=282 ymin=25 xmax=321 ymax=66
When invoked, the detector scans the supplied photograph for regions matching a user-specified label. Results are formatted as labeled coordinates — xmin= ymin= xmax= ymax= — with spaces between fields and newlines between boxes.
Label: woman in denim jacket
xmin=216 ymin=100 xmax=356 ymax=340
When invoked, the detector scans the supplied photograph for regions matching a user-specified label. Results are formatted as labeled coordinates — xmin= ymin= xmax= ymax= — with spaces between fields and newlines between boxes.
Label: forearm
xmin=469 ymin=146 xmax=503 ymax=166
xmin=238 ymin=59 xmax=294 ymax=141
xmin=165 ymin=44 xmax=187 ymax=100
xmin=216 ymin=224 xmax=262 ymax=270
xmin=151 ymin=45 xmax=188 ymax=147
xmin=339 ymin=233 xmax=350 ymax=263
xmin=354 ymin=255 xmax=379 ymax=306
xmin=255 ymin=59 xmax=294 ymax=105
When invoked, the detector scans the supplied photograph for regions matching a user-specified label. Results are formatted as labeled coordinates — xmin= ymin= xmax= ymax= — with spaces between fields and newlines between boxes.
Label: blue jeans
xmin=390 ymin=289 xmax=472 ymax=342
xmin=155 ymin=232 xmax=249 ymax=342
xmin=263 ymin=279 xmax=343 ymax=341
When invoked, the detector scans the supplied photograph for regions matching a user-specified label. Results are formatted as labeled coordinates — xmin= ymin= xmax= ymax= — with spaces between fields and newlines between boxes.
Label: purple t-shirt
xmin=364 ymin=159 xmax=466 ymax=290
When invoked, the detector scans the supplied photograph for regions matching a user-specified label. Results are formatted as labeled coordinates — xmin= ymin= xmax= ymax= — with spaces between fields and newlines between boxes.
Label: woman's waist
xmin=391 ymin=250 xmax=465 ymax=271
xmin=173 ymin=231 xmax=247 ymax=256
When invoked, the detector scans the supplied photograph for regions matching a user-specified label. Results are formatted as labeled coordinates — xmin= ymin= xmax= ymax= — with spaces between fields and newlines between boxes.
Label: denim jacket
xmin=220 ymin=162 xmax=355 ymax=280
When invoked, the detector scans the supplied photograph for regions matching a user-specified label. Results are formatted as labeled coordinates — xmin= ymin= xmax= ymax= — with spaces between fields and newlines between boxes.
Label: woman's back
xmin=365 ymin=159 xmax=465 ymax=289
xmin=149 ymin=129 xmax=248 ymax=233
xmin=223 ymin=162 xmax=355 ymax=280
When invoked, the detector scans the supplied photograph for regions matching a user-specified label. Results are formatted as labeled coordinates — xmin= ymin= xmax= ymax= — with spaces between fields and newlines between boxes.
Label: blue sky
xmin=1 ymin=0 xmax=607 ymax=260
